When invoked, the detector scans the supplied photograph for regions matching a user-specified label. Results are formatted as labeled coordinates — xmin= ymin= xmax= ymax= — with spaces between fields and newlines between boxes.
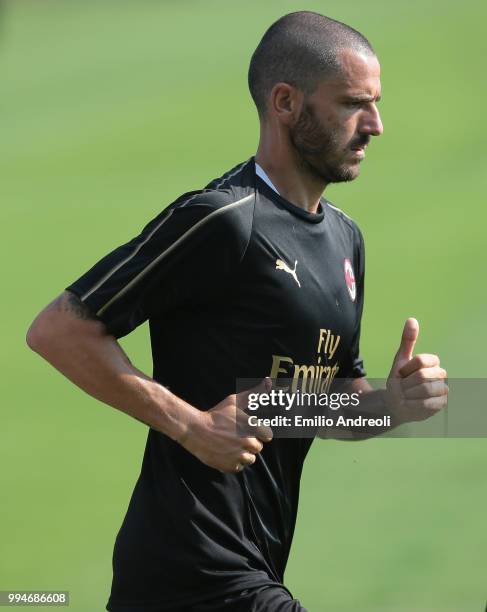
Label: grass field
xmin=1 ymin=1 xmax=486 ymax=610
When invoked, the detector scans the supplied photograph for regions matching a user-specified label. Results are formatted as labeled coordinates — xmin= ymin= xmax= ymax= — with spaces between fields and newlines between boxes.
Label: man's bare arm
xmin=26 ymin=291 xmax=271 ymax=472
xmin=26 ymin=290 xmax=199 ymax=439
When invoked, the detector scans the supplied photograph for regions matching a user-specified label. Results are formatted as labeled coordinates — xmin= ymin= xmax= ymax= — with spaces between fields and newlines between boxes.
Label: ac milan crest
xmin=343 ymin=258 xmax=356 ymax=302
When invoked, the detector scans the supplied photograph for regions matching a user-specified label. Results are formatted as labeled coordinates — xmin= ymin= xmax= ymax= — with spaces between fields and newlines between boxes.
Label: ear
xmin=269 ymin=82 xmax=304 ymax=126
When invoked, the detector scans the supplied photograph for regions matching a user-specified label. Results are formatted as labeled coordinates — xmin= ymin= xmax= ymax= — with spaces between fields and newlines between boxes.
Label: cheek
xmin=336 ymin=117 xmax=358 ymax=145
xmin=325 ymin=110 xmax=353 ymax=134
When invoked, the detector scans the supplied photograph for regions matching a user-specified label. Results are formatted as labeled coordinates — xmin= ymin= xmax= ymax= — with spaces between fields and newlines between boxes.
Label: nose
xmin=361 ymin=104 xmax=384 ymax=137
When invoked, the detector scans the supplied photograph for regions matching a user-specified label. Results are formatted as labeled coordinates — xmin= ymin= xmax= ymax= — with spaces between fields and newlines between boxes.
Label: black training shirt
xmin=66 ymin=158 xmax=366 ymax=611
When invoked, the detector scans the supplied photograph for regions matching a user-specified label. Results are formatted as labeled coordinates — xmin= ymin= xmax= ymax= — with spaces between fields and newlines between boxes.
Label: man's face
xmin=289 ymin=48 xmax=383 ymax=183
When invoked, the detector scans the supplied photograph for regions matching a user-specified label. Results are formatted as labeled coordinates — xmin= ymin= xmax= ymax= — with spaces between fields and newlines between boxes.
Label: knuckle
xmin=418 ymin=354 xmax=439 ymax=368
xmin=246 ymin=440 xmax=262 ymax=453
xmin=424 ymin=397 xmax=440 ymax=411
xmin=427 ymin=380 xmax=439 ymax=393
xmin=416 ymin=355 xmax=427 ymax=368
xmin=240 ymin=452 xmax=256 ymax=465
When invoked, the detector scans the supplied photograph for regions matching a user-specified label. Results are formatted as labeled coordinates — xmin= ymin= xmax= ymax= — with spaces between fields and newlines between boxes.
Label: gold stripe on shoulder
xmin=81 ymin=209 xmax=175 ymax=302
xmin=96 ymin=193 xmax=254 ymax=316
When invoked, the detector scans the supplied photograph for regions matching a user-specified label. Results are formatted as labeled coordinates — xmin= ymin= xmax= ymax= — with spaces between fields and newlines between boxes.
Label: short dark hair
xmin=248 ymin=11 xmax=375 ymax=117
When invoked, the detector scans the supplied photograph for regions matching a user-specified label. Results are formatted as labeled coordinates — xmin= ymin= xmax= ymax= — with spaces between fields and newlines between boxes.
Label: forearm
xmin=321 ymin=378 xmax=401 ymax=441
xmin=346 ymin=386 xmax=400 ymax=438
xmin=26 ymin=292 xmax=199 ymax=442
xmin=52 ymin=333 xmax=197 ymax=442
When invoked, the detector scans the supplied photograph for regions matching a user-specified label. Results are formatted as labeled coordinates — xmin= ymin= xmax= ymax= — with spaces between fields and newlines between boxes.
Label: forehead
xmin=317 ymin=48 xmax=381 ymax=97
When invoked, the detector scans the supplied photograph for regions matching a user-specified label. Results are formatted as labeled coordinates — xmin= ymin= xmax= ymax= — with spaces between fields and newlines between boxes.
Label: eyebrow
xmin=346 ymin=94 xmax=382 ymax=103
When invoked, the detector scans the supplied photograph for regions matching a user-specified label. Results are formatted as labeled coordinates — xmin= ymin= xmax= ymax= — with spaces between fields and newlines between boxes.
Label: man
xmin=27 ymin=11 xmax=448 ymax=612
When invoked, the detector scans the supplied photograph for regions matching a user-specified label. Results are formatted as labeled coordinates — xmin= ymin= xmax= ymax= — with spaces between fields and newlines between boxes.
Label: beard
xmin=289 ymin=101 xmax=366 ymax=184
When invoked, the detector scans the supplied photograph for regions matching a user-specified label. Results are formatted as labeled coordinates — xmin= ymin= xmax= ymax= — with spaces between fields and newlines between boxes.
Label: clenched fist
xmin=179 ymin=378 xmax=273 ymax=473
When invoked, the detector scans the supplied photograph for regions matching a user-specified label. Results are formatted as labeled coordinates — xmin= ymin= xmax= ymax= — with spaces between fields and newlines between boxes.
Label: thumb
xmin=236 ymin=377 xmax=273 ymax=441
xmin=254 ymin=376 xmax=272 ymax=394
xmin=237 ymin=377 xmax=272 ymax=407
xmin=391 ymin=318 xmax=419 ymax=373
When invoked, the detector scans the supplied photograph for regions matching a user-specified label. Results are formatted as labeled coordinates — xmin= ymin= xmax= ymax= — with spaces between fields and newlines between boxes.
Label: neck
xmin=255 ymin=122 xmax=327 ymax=214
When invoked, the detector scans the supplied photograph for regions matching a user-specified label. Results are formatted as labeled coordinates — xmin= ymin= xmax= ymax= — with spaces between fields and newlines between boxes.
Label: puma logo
xmin=276 ymin=258 xmax=301 ymax=288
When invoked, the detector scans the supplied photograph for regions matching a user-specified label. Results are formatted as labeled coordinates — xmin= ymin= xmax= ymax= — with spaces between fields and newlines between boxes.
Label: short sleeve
xmin=343 ymin=225 xmax=366 ymax=378
xmin=66 ymin=194 xmax=254 ymax=338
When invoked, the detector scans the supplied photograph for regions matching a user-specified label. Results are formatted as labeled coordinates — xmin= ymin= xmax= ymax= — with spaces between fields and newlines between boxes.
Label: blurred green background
xmin=1 ymin=0 xmax=486 ymax=610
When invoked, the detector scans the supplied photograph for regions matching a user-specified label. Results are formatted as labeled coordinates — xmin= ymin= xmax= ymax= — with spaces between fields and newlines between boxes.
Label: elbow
xmin=26 ymin=302 xmax=108 ymax=357
xmin=26 ymin=291 xmax=109 ymax=359
xmin=26 ymin=307 xmax=61 ymax=356
xmin=26 ymin=314 xmax=49 ymax=354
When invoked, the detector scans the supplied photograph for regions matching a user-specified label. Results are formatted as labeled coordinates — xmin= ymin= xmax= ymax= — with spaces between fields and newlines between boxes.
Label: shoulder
xmin=138 ymin=164 xmax=255 ymax=262
xmin=172 ymin=188 xmax=255 ymax=217
xmin=160 ymin=160 xmax=256 ymax=238
xmin=167 ymin=186 xmax=255 ymax=239
xmin=166 ymin=159 xmax=254 ymax=212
